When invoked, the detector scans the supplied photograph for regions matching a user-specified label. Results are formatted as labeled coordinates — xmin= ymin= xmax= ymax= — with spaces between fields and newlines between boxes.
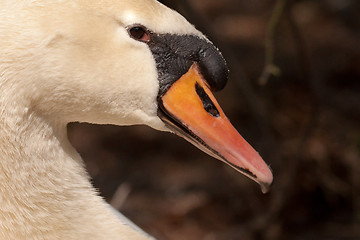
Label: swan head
xmin=6 ymin=0 xmax=272 ymax=191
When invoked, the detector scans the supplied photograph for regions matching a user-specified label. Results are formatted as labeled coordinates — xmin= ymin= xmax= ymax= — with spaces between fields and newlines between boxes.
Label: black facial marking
xmin=195 ymin=82 xmax=220 ymax=117
xmin=145 ymin=33 xmax=228 ymax=97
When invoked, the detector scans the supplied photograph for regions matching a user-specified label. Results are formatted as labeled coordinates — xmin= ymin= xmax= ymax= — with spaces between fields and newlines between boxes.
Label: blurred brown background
xmin=68 ymin=0 xmax=360 ymax=239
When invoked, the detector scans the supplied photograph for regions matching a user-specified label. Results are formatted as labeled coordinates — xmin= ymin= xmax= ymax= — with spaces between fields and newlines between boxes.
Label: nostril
xmin=195 ymin=82 xmax=220 ymax=117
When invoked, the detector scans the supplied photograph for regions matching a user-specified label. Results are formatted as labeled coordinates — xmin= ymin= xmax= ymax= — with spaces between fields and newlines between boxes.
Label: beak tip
xmin=259 ymin=171 xmax=273 ymax=194
xmin=260 ymin=181 xmax=272 ymax=194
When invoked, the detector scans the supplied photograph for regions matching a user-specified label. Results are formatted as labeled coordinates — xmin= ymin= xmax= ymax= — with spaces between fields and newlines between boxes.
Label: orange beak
xmin=158 ymin=64 xmax=273 ymax=193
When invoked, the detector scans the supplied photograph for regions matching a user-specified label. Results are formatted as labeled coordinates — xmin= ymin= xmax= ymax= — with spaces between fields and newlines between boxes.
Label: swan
xmin=0 ymin=0 xmax=273 ymax=239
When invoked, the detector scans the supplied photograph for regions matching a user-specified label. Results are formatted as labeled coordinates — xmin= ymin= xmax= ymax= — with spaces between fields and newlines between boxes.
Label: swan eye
xmin=128 ymin=26 xmax=150 ymax=42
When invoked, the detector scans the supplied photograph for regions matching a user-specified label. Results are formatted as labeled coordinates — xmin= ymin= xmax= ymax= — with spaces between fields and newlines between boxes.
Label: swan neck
xmin=0 ymin=101 xmax=150 ymax=239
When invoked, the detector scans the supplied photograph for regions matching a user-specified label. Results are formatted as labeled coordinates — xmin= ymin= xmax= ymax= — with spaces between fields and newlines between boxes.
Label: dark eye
xmin=128 ymin=26 xmax=150 ymax=42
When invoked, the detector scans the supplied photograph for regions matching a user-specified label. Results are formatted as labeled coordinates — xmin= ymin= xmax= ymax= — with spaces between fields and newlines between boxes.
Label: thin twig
xmin=259 ymin=0 xmax=288 ymax=85
xmin=110 ymin=183 xmax=131 ymax=211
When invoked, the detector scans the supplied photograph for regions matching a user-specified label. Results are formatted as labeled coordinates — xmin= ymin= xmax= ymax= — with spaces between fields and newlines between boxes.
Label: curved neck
xmin=0 ymin=98 xmax=150 ymax=239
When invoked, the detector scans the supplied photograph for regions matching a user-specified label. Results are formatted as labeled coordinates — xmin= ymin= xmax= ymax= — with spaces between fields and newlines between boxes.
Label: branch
xmin=259 ymin=0 xmax=288 ymax=85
